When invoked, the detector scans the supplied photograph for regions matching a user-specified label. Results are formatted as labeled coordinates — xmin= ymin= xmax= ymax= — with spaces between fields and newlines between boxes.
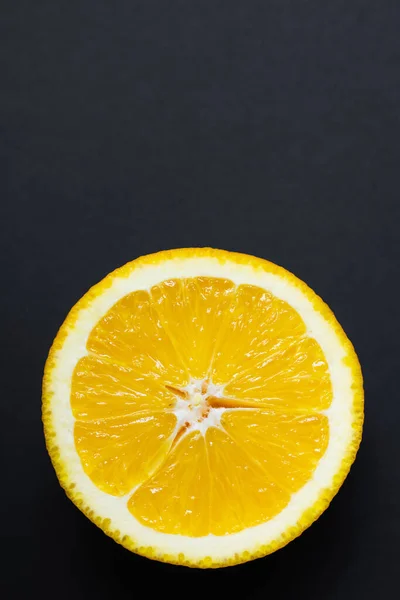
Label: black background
xmin=2 ymin=1 xmax=399 ymax=598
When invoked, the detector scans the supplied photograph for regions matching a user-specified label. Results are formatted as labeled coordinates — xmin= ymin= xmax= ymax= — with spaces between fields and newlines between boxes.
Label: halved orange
xmin=43 ymin=248 xmax=363 ymax=567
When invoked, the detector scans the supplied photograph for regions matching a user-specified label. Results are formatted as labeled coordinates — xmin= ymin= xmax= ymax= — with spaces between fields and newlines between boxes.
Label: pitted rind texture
xmin=42 ymin=247 xmax=364 ymax=568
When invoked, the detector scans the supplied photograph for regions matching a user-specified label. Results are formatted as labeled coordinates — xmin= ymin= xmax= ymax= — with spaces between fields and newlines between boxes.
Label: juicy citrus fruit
xmin=43 ymin=248 xmax=363 ymax=567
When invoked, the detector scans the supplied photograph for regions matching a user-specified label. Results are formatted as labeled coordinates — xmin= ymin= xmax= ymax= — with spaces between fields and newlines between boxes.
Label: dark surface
xmin=1 ymin=1 xmax=399 ymax=598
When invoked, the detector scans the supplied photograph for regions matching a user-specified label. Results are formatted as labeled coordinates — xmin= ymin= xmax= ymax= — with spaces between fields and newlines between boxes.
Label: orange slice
xmin=43 ymin=248 xmax=363 ymax=567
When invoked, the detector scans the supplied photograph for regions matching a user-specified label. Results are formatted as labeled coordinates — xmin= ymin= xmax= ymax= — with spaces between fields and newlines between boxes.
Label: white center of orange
xmin=171 ymin=379 xmax=225 ymax=435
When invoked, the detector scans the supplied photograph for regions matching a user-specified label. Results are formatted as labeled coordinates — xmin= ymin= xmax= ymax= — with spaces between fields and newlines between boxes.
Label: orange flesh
xmin=71 ymin=277 xmax=332 ymax=536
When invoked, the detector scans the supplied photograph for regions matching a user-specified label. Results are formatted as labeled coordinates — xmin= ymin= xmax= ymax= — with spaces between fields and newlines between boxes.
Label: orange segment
xmin=206 ymin=427 xmax=290 ymax=535
xmin=87 ymin=290 xmax=189 ymax=386
xmin=71 ymin=355 xmax=178 ymax=420
xmin=128 ymin=410 xmax=328 ymax=537
xmin=221 ymin=410 xmax=329 ymax=493
xmin=212 ymin=285 xmax=305 ymax=384
xmin=224 ymin=337 xmax=332 ymax=410
xmin=212 ymin=284 xmax=332 ymax=410
xmin=74 ymin=411 xmax=177 ymax=496
xmin=128 ymin=425 xmax=292 ymax=536
xmin=128 ymin=432 xmax=210 ymax=536
xmin=151 ymin=277 xmax=236 ymax=379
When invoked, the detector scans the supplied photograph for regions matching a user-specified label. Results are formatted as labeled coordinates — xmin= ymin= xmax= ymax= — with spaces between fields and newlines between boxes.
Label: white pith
xmin=172 ymin=381 xmax=226 ymax=436
xmin=48 ymin=256 xmax=356 ymax=561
